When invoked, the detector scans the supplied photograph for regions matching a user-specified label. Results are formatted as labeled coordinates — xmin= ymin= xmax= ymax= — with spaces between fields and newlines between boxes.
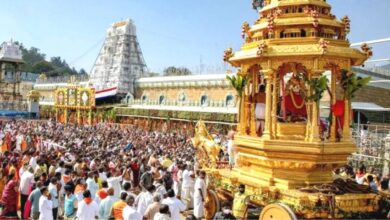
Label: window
xmin=200 ymin=95 xmax=209 ymax=107
xmin=141 ymin=95 xmax=148 ymax=102
xmin=159 ymin=95 xmax=166 ymax=105
xmin=177 ymin=92 xmax=187 ymax=104
xmin=226 ymin=95 xmax=235 ymax=107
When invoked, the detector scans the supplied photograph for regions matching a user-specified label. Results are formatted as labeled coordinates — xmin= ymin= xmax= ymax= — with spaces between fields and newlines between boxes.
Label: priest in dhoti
xmin=193 ymin=171 xmax=207 ymax=219
xmin=255 ymin=83 xmax=266 ymax=136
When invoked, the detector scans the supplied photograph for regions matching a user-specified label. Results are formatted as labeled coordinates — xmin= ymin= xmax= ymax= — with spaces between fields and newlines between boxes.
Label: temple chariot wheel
xmin=259 ymin=203 xmax=297 ymax=220
xmin=204 ymin=189 xmax=220 ymax=219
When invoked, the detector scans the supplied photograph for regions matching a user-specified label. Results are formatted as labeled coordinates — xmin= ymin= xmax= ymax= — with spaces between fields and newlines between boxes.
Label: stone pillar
xmin=382 ymin=133 xmax=390 ymax=177
xmin=262 ymin=69 xmax=274 ymax=139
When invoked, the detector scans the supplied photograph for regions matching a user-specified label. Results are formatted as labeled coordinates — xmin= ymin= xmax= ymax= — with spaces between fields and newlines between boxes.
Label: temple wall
xmin=135 ymin=86 xmax=236 ymax=105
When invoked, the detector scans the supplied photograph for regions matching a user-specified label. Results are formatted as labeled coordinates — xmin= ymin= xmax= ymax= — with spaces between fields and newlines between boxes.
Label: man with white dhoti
xmin=181 ymin=166 xmax=195 ymax=209
xmin=193 ymin=171 xmax=207 ymax=219
xmin=227 ymin=130 xmax=235 ymax=168
xmin=255 ymin=83 xmax=266 ymax=136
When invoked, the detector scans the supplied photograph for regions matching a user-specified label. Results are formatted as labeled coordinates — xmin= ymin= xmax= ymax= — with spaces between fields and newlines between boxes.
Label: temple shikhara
xmin=192 ymin=0 xmax=381 ymax=219
xmin=89 ymin=19 xmax=148 ymax=96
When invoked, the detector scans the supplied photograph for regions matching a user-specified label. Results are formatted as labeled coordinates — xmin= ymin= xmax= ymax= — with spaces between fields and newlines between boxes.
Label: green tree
xmin=163 ymin=66 xmax=192 ymax=76
xmin=31 ymin=60 xmax=54 ymax=74
xmin=21 ymin=47 xmax=46 ymax=72
xmin=148 ymin=72 xmax=160 ymax=77
xmin=79 ymin=68 xmax=87 ymax=75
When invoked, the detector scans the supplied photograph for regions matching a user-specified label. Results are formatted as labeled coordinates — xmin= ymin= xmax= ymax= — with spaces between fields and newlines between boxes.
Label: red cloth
xmin=284 ymin=92 xmax=307 ymax=116
xmin=0 ymin=180 xmax=19 ymax=216
xmin=23 ymin=200 xmax=32 ymax=219
xmin=97 ymin=189 xmax=108 ymax=200
xmin=332 ymin=100 xmax=345 ymax=131
xmin=332 ymin=100 xmax=345 ymax=117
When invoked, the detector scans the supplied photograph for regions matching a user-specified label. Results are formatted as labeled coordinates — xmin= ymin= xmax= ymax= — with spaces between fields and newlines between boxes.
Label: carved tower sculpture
xmin=89 ymin=19 xmax=148 ymax=96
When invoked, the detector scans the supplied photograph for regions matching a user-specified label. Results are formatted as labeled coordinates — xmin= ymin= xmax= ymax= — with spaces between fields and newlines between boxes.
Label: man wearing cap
xmin=98 ymin=187 xmax=116 ymax=220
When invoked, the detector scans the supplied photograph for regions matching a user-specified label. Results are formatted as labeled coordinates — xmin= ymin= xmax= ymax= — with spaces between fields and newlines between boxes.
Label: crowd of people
xmin=0 ymin=119 xmax=236 ymax=220
xmin=1 ymin=118 xmax=390 ymax=220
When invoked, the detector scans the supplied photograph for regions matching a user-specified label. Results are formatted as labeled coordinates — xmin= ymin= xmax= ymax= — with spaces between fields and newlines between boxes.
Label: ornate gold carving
xmin=192 ymin=120 xmax=222 ymax=168
xmin=318 ymin=38 xmax=330 ymax=54
xmin=241 ymin=22 xmax=252 ymax=43
xmin=257 ymin=41 xmax=268 ymax=56
xmin=267 ymin=13 xmax=275 ymax=37
xmin=361 ymin=43 xmax=373 ymax=58
xmin=223 ymin=48 xmax=234 ymax=62
xmin=341 ymin=16 xmax=351 ymax=34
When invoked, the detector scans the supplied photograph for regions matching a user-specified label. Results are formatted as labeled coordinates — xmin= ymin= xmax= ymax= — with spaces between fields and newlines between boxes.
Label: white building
xmin=89 ymin=19 xmax=148 ymax=95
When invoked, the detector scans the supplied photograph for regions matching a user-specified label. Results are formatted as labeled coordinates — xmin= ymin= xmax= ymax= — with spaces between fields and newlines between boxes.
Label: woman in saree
xmin=0 ymin=174 xmax=19 ymax=219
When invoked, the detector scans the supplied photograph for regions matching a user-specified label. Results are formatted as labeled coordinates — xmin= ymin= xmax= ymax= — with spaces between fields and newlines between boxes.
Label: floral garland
xmin=290 ymin=90 xmax=305 ymax=109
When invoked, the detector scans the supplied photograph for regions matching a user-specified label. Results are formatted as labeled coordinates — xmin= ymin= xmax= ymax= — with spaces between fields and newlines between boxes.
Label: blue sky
xmin=0 ymin=0 xmax=389 ymax=74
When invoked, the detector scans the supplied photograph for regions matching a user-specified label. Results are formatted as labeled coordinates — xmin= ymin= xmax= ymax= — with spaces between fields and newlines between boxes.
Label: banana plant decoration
xmin=341 ymin=69 xmax=371 ymax=99
xmin=226 ymin=74 xmax=247 ymax=98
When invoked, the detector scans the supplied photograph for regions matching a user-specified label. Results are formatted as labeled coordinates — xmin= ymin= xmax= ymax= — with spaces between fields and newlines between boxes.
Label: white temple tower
xmin=89 ymin=19 xmax=148 ymax=95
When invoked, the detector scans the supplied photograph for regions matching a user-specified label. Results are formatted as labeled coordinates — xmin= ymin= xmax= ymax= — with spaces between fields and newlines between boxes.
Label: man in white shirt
xmin=15 ymin=132 xmax=23 ymax=151
xmin=227 ymin=131 xmax=235 ymax=168
xmin=98 ymin=188 xmax=116 ymax=220
xmin=107 ymin=171 xmax=123 ymax=199
xmin=162 ymin=189 xmax=186 ymax=220
xmin=20 ymin=166 xmax=35 ymax=217
xmin=86 ymin=172 xmax=99 ymax=200
xmin=29 ymin=153 xmax=38 ymax=170
xmin=39 ymin=187 xmax=53 ymax=220
xmin=181 ymin=166 xmax=195 ymax=209
xmin=136 ymin=185 xmax=155 ymax=216
xmin=123 ymin=195 xmax=142 ymax=220
xmin=76 ymin=190 xmax=99 ymax=220
xmin=48 ymin=177 xmax=59 ymax=220
xmin=193 ymin=171 xmax=207 ymax=219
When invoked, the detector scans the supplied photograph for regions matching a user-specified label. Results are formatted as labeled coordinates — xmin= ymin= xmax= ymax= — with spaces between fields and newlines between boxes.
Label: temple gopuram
xmin=193 ymin=0 xmax=382 ymax=219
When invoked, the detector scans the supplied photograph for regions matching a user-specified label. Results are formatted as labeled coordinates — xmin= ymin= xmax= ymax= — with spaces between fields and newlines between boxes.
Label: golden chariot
xmin=192 ymin=0 xmax=384 ymax=219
